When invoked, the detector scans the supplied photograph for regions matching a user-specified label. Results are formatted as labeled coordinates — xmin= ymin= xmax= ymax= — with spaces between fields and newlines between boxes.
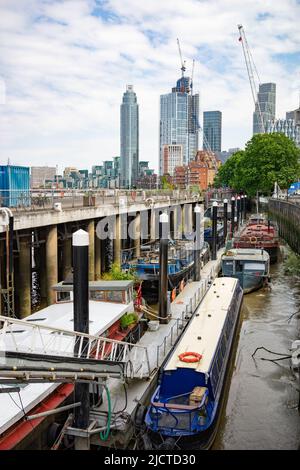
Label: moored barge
xmin=144 ymin=277 xmax=243 ymax=449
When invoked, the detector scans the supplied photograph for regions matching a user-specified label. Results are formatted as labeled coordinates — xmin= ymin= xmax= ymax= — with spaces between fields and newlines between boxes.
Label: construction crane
xmin=177 ymin=38 xmax=186 ymax=77
xmin=238 ymin=24 xmax=265 ymax=133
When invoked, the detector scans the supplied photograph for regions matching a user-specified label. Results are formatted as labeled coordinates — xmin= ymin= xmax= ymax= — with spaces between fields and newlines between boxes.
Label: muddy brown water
xmin=213 ymin=247 xmax=300 ymax=450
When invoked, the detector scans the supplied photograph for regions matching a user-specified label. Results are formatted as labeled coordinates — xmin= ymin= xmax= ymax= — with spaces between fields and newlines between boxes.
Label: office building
xmin=31 ymin=166 xmax=56 ymax=188
xmin=159 ymin=74 xmax=199 ymax=175
xmin=162 ymin=144 xmax=183 ymax=176
xmin=253 ymin=82 xmax=276 ymax=134
xmin=120 ymin=85 xmax=139 ymax=188
xmin=203 ymin=111 xmax=222 ymax=152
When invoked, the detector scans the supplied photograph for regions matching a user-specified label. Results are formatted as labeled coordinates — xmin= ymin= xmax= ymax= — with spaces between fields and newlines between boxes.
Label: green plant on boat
xmin=284 ymin=251 xmax=300 ymax=277
xmin=120 ymin=312 xmax=138 ymax=330
xmin=102 ymin=263 xmax=137 ymax=282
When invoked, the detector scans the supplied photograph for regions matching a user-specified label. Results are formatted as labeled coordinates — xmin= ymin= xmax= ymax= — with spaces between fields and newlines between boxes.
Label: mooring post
xmin=159 ymin=213 xmax=169 ymax=324
xmin=240 ymin=195 xmax=244 ymax=225
xmin=73 ymin=229 xmax=90 ymax=434
xmin=231 ymin=196 xmax=235 ymax=238
xmin=236 ymin=196 xmax=241 ymax=230
xmin=193 ymin=205 xmax=201 ymax=281
xmin=223 ymin=199 xmax=228 ymax=245
xmin=211 ymin=201 xmax=218 ymax=261
xmin=244 ymin=195 xmax=247 ymax=221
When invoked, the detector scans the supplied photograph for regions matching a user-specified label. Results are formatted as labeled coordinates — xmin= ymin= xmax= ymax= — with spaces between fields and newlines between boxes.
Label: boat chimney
xmin=211 ymin=202 xmax=218 ymax=260
xmin=223 ymin=199 xmax=228 ymax=245
xmin=193 ymin=205 xmax=202 ymax=281
xmin=72 ymin=229 xmax=90 ymax=431
xmin=159 ymin=213 xmax=169 ymax=324
xmin=231 ymin=197 xmax=236 ymax=238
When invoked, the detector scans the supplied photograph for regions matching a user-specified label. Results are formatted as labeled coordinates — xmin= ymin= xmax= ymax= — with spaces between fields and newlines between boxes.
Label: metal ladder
xmin=2 ymin=273 xmax=15 ymax=318
xmin=0 ymin=315 xmax=151 ymax=383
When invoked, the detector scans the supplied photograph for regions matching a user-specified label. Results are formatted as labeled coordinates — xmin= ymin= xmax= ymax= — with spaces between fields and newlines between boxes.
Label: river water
xmin=213 ymin=246 xmax=300 ymax=450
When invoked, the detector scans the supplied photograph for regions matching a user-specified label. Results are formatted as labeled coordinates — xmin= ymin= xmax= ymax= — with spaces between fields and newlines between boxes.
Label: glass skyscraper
xmin=203 ymin=111 xmax=222 ymax=152
xmin=159 ymin=76 xmax=199 ymax=175
xmin=253 ymin=83 xmax=276 ymax=134
xmin=120 ymin=85 xmax=139 ymax=188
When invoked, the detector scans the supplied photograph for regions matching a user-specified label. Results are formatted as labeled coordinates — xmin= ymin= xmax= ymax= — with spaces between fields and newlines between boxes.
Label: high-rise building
xmin=31 ymin=166 xmax=56 ymax=188
xmin=120 ymin=85 xmax=139 ymax=188
xmin=253 ymin=82 xmax=276 ymax=134
xmin=159 ymin=75 xmax=199 ymax=175
xmin=162 ymin=144 xmax=183 ymax=176
xmin=267 ymin=118 xmax=300 ymax=147
xmin=203 ymin=111 xmax=222 ymax=152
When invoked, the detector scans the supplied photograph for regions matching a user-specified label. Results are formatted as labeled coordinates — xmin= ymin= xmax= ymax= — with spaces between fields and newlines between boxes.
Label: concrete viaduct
xmin=0 ymin=190 xmax=203 ymax=318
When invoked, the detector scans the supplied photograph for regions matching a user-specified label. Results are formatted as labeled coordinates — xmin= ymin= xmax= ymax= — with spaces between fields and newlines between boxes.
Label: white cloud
xmin=0 ymin=0 xmax=299 ymax=171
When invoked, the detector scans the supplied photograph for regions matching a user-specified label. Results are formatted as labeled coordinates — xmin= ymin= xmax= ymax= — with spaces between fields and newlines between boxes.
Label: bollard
xmin=159 ymin=213 xmax=169 ymax=324
xmin=231 ymin=196 xmax=235 ymax=237
xmin=193 ymin=205 xmax=201 ymax=281
xmin=73 ymin=229 xmax=90 ymax=430
xmin=223 ymin=199 xmax=228 ymax=245
xmin=236 ymin=196 xmax=241 ymax=231
xmin=211 ymin=201 xmax=218 ymax=260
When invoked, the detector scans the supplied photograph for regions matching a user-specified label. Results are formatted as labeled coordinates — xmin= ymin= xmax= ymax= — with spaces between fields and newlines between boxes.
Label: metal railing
xmin=0 ymin=189 xmax=202 ymax=212
xmin=0 ymin=315 xmax=151 ymax=380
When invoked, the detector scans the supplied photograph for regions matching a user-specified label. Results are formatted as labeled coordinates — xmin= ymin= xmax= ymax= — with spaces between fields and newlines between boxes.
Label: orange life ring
xmin=178 ymin=352 xmax=202 ymax=363
xmin=171 ymin=288 xmax=176 ymax=302
xmin=250 ymin=236 xmax=257 ymax=244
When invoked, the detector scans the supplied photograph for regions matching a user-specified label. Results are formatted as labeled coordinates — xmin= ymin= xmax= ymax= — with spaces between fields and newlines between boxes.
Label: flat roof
xmin=222 ymin=248 xmax=269 ymax=261
xmin=164 ymin=277 xmax=239 ymax=374
xmin=53 ymin=280 xmax=134 ymax=291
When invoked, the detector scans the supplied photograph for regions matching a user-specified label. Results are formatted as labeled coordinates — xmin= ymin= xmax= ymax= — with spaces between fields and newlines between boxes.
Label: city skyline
xmin=0 ymin=0 xmax=300 ymax=172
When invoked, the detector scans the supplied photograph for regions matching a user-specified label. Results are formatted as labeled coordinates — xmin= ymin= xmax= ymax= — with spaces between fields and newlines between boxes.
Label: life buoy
xmin=178 ymin=352 xmax=202 ymax=363
xmin=171 ymin=288 xmax=176 ymax=302
xmin=250 ymin=236 xmax=257 ymax=244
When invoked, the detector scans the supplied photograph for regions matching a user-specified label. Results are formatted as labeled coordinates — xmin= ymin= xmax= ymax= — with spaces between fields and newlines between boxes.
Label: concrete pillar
xmin=134 ymin=212 xmax=141 ymax=258
xmin=46 ymin=225 xmax=58 ymax=305
xmin=173 ymin=206 xmax=180 ymax=239
xmin=62 ymin=237 xmax=72 ymax=280
xmin=150 ymin=209 xmax=156 ymax=241
xmin=19 ymin=234 xmax=31 ymax=318
xmin=183 ymin=204 xmax=193 ymax=236
xmin=114 ymin=214 xmax=121 ymax=265
xmin=95 ymin=228 xmax=101 ymax=280
xmin=87 ymin=220 xmax=95 ymax=281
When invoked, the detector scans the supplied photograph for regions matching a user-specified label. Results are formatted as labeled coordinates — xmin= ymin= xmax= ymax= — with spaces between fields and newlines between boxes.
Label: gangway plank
xmin=0 ymin=315 xmax=151 ymax=382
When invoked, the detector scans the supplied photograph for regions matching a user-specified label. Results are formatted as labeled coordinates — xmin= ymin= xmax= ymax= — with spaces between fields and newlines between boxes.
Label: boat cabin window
xmin=56 ymin=291 xmax=72 ymax=303
xmin=243 ymin=262 xmax=265 ymax=271
xmin=235 ymin=261 xmax=243 ymax=273
xmin=90 ymin=287 xmax=132 ymax=304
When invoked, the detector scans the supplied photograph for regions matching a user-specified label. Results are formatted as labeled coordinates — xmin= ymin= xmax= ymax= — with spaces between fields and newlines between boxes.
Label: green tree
xmin=214 ymin=133 xmax=300 ymax=196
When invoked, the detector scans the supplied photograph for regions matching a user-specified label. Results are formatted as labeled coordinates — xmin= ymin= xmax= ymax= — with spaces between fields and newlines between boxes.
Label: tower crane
xmin=177 ymin=38 xmax=186 ymax=77
xmin=238 ymin=24 xmax=265 ymax=133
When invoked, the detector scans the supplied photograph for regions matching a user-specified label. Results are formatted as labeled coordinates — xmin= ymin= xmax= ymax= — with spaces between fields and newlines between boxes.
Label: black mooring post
xmin=244 ymin=195 xmax=247 ymax=220
xmin=9 ymin=216 xmax=14 ymax=274
xmin=223 ymin=199 xmax=228 ymax=245
xmin=73 ymin=229 xmax=90 ymax=430
xmin=231 ymin=196 xmax=235 ymax=238
xmin=236 ymin=196 xmax=241 ymax=231
xmin=193 ymin=205 xmax=201 ymax=281
xmin=211 ymin=202 xmax=218 ymax=261
xmin=159 ymin=213 xmax=169 ymax=324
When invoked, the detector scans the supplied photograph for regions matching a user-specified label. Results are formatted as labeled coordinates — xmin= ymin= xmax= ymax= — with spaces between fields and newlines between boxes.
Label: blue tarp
xmin=288 ymin=181 xmax=300 ymax=194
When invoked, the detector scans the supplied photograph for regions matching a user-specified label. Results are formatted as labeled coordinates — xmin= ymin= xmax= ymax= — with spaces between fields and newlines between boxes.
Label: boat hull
xmin=140 ymin=263 xmax=195 ymax=304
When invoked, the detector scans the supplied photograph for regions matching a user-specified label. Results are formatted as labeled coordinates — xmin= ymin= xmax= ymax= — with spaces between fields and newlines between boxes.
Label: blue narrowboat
xmin=221 ymin=248 xmax=270 ymax=293
xmin=144 ymin=277 xmax=243 ymax=449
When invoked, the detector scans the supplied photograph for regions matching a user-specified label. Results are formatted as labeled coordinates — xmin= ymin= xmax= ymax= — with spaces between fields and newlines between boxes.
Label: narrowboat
xmin=0 ymin=280 xmax=142 ymax=450
xmin=233 ymin=214 xmax=279 ymax=263
xmin=122 ymin=239 xmax=200 ymax=304
xmin=144 ymin=277 xmax=243 ymax=449
xmin=221 ymin=248 xmax=270 ymax=293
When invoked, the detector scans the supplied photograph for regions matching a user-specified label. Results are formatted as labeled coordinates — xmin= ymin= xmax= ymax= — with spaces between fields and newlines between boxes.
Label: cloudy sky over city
xmin=0 ymin=0 xmax=300 ymax=172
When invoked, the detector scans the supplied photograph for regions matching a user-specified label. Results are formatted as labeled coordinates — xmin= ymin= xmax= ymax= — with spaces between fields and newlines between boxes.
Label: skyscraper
xmin=253 ymin=83 xmax=276 ymax=134
xmin=159 ymin=75 xmax=199 ymax=175
xmin=203 ymin=111 xmax=222 ymax=152
xmin=120 ymin=85 xmax=139 ymax=188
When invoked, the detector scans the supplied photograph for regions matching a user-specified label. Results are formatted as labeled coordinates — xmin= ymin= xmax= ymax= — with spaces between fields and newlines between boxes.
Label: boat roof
xmin=222 ymin=248 xmax=269 ymax=261
xmin=53 ymin=280 xmax=134 ymax=291
xmin=164 ymin=277 xmax=240 ymax=374
xmin=0 ymin=299 xmax=132 ymax=435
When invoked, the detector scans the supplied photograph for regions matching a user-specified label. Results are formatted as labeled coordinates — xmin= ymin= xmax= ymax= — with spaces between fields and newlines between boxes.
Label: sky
xmin=0 ymin=0 xmax=300 ymax=173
